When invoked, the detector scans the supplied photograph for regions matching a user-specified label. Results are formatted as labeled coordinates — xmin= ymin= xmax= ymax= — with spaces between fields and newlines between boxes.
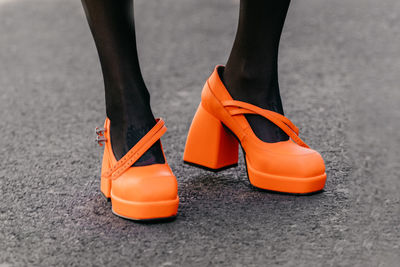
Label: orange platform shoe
xmin=183 ymin=66 xmax=327 ymax=194
xmin=96 ymin=118 xmax=179 ymax=220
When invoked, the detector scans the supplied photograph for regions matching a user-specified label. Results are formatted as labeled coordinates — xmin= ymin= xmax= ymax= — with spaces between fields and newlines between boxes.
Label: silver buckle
xmin=95 ymin=127 xmax=106 ymax=136
xmin=95 ymin=127 xmax=107 ymax=146
xmin=96 ymin=135 xmax=107 ymax=146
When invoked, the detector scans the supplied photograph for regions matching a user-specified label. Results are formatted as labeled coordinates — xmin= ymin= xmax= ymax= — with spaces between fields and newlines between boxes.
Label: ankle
xmin=107 ymin=97 xmax=155 ymax=125
xmin=224 ymin=65 xmax=272 ymax=87
xmin=220 ymin=65 xmax=288 ymax=142
xmin=106 ymin=97 xmax=164 ymax=165
xmin=105 ymin=81 xmax=152 ymax=120
xmin=109 ymin=118 xmax=165 ymax=165
xmin=221 ymin=66 xmax=281 ymax=110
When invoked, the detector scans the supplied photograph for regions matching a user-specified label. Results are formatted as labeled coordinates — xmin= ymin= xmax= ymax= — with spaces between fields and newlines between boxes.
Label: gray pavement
xmin=0 ymin=0 xmax=399 ymax=266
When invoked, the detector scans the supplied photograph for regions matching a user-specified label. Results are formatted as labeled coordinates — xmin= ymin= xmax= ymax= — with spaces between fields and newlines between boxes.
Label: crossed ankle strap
xmin=102 ymin=118 xmax=167 ymax=180
xmin=222 ymin=100 xmax=309 ymax=148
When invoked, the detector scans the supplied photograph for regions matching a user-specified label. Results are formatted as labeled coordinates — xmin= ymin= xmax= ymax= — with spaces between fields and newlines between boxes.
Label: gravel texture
xmin=0 ymin=0 xmax=399 ymax=266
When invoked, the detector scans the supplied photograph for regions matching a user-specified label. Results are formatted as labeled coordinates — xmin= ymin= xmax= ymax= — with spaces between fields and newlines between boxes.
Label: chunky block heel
xmin=183 ymin=103 xmax=239 ymax=171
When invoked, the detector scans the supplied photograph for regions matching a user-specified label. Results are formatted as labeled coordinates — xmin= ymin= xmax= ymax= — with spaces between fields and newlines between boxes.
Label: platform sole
xmin=184 ymin=145 xmax=326 ymax=194
xmin=185 ymin=158 xmax=326 ymax=194
xmin=246 ymin=162 xmax=326 ymax=194
xmin=108 ymin=193 xmax=179 ymax=221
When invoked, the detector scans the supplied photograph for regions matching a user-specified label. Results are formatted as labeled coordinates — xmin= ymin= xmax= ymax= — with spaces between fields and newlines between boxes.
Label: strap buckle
xmin=95 ymin=127 xmax=106 ymax=136
xmin=96 ymin=136 xmax=107 ymax=146
xmin=95 ymin=127 xmax=107 ymax=146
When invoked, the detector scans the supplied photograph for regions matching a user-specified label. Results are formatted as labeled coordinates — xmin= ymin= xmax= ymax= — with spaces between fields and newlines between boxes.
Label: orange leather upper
xmin=201 ymin=66 xmax=325 ymax=178
xmin=101 ymin=118 xmax=178 ymax=204
xmin=102 ymin=118 xmax=167 ymax=180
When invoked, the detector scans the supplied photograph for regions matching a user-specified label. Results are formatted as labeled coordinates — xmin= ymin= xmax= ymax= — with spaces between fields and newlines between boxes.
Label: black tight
xmin=223 ymin=0 xmax=291 ymax=143
xmin=81 ymin=0 xmax=291 ymax=165
xmin=81 ymin=0 xmax=164 ymax=165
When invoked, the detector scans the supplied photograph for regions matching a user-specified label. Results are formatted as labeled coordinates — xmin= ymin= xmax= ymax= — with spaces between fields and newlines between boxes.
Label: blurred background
xmin=0 ymin=0 xmax=399 ymax=266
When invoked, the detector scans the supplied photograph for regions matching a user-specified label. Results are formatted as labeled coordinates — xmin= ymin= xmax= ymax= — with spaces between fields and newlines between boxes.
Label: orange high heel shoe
xmin=96 ymin=118 xmax=179 ymax=220
xmin=183 ymin=66 xmax=327 ymax=194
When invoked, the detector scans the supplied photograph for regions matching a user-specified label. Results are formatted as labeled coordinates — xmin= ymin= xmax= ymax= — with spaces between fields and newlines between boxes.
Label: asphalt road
xmin=0 ymin=0 xmax=399 ymax=266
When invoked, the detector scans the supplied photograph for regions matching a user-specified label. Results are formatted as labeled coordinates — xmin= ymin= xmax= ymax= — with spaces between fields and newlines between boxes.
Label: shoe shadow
xmin=177 ymin=164 xmax=330 ymax=223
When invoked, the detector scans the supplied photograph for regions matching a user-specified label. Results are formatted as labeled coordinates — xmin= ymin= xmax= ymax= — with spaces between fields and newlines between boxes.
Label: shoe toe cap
xmin=291 ymin=150 xmax=325 ymax=177
xmin=248 ymin=142 xmax=326 ymax=178
xmin=111 ymin=164 xmax=178 ymax=202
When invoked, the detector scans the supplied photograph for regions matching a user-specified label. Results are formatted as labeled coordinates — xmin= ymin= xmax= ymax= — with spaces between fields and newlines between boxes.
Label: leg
xmin=183 ymin=0 xmax=326 ymax=193
xmin=223 ymin=0 xmax=291 ymax=143
xmin=81 ymin=0 xmax=164 ymax=165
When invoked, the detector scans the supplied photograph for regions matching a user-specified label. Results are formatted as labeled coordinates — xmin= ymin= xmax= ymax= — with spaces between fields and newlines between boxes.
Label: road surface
xmin=0 ymin=0 xmax=399 ymax=266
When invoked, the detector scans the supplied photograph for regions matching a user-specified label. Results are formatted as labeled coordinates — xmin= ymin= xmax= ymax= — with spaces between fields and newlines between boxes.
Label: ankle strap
xmin=222 ymin=100 xmax=309 ymax=148
xmin=102 ymin=118 xmax=167 ymax=180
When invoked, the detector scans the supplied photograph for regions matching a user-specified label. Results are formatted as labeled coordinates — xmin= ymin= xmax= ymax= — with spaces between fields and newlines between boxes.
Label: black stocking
xmin=81 ymin=0 xmax=164 ymax=165
xmin=223 ymin=0 xmax=291 ymax=143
